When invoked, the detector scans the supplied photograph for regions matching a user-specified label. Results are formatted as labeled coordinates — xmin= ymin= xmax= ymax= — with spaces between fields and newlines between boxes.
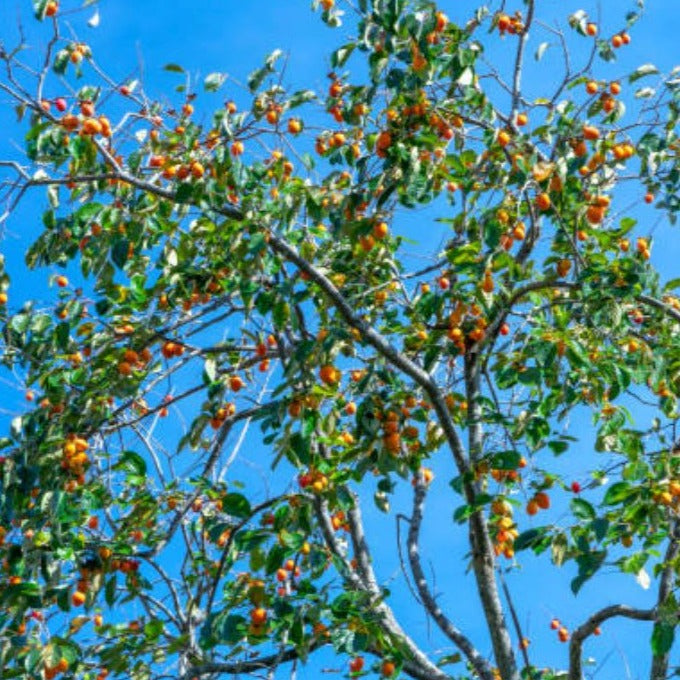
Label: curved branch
xmin=568 ymin=605 xmax=656 ymax=680
xmin=465 ymin=354 xmax=518 ymax=680
xmin=313 ymin=495 xmax=452 ymax=680
xmin=407 ymin=479 xmax=494 ymax=680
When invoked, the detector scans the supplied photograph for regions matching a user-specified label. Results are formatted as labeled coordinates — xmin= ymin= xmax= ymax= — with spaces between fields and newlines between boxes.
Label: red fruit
xmin=558 ymin=626 xmax=570 ymax=642
xmin=534 ymin=491 xmax=550 ymax=510
xmin=349 ymin=657 xmax=364 ymax=673
xmin=119 ymin=85 xmax=131 ymax=97
xmin=499 ymin=323 xmax=510 ymax=336
xmin=229 ymin=376 xmax=245 ymax=392
xmin=55 ymin=97 xmax=67 ymax=112
xmin=550 ymin=618 xmax=560 ymax=630
xmin=594 ymin=626 xmax=601 ymax=635
xmin=381 ymin=661 xmax=396 ymax=677
xmin=571 ymin=481 xmax=581 ymax=493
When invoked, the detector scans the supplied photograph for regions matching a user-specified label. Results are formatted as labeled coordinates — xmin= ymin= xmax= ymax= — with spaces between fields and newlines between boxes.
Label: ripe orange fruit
xmin=0 ymin=292 xmax=7 ymax=306
xmin=602 ymin=97 xmax=616 ymax=114
xmin=586 ymin=205 xmax=605 ymax=225
xmin=375 ymin=131 xmax=393 ymax=158
xmin=636 ymin=237 xmax=649 ymax=254
xmin=82 ymin=118 xmax=103 ymax=135
xmin=550 ymin=618 xmax=560 ymax=630
xmin=231 ymin=141 xmax=244 ymax=156
xmin=582 ymin=125 xmax=600 ymax=141
xmin=435 ymin=11 xmax=448 ymax=32
xmin=535 ymin=491 xmax=550 ymax=509
xmin=498 ymin=14 xmax=511 ymax=32
xmin=373 ymin=221 xmax=389 ymax=239
xmin=56 ymin=275 xmax=69 ymax=288
xmin=586 ymin=23 xmax=598 ymax=36
xmin=497 ymin=130 xmax=511 ymax=147
xmin=229 ymin=375 xmax=245 ymax=392
xmin=526 ymin=499 xmax=539 ymax=516
xmin=319 ymin=365 xmax=340 ymax=386
xmin=644 ymin=192 xmax=654 ymax=204
xmin=622 ymin=32 xmax=631 ymax=45
xmin=381 ymin=661 xmax=396 ymax=677
xmin=585 ymin=81 xmax=598 ymax=95
xmin=190 ymin=161 xmax=205 ymax=179
xmin=535 ymin=193 xmax=551 ymax=211
xmin=45 ymin=1 xmax=58 ymax=17
xmin=250 ymin=607 xmax=267 ymax=625
xmin=572 ymin=140 xmax=587 ymax=157
xmin=558 ymin=626 xmax=570 ymax=642
xmin=118 ymin=361 xmax=132 ymax=376
xmin=482 ymin=270 xmax=494 ymax=293
xmin=72 ymin=590 xmax=86 ymax=607
xmin=610 ymin=82 xmax=621 ymax=96
xmin=612 ymin=34 xmax=623 ymax=48
xmin=287 ymin=119 xmax=302 ymax=134
xmin=512 ymin=222 xmax=526 ymax=240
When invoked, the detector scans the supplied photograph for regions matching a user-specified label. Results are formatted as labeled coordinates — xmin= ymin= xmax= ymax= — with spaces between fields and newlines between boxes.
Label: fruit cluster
xmin=60 ymin=435 xmax=90 ymax=488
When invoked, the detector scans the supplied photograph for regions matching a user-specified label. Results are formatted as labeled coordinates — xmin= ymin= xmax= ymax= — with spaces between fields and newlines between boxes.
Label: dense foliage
xmin=0 ymin=1 xmax=679 ymax=679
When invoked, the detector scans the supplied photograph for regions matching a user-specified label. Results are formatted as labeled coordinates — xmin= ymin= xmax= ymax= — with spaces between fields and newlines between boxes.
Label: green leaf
xmin=219 ymin=614 xmax=247 ymax=645
xmin=629 ymin=64 xmax=659 ymax=83
xmin=603 ymin=481 xmax=633 ymax=505
xmin=203 ymin=358 xmax=217 ymax=383
xmin=535 ymin=42 xmax=550 ymax=61
xmin=571 ymin=498 xmax=596 ymax=521
xmin=164 ymin=63 xmax=185 ymax=73
xmin=114 ymin=451 xmax=147 ymax=476
xmin=571 ymin=550 xmax=606 ymax=594
xmin=111 ymin=240 xmax=129 ymax=269
xmin=247 ymin=49 xmax=283 ymax=92
xmin=221 ymin=493 xmax=251 ymax=519
xmin=105 ymin=575 xmax=117 ymax=606
xmin=144 ymin=619 xmax=164 ymax=641
xmin=514 ymin=527 xmax=550 ymax=551
xmin=651 ymin=623 xmax=675 ymax=656
xmin=204 ymin=72 xmax=227 ymax=92
xmin=331 ymin=44 xmax=356 ymax=68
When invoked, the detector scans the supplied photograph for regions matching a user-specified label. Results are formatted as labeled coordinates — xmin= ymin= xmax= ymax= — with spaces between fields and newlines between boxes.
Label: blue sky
xmin=1 ymin=1 xmax=680 ymax=678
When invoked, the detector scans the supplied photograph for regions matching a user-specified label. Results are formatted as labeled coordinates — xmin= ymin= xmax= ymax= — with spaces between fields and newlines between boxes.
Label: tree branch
xmin=568 ymin=605 xmax=657 ymax=680
xmin=407 ymin=478 xmax=494 ymax=680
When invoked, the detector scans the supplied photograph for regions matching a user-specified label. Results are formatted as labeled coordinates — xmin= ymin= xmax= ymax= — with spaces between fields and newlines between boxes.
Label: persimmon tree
xmin=0 ymin=0 xmax=679 ymax=679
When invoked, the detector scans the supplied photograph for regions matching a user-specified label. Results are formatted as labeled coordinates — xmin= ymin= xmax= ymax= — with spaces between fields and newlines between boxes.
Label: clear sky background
xmin=0 ymin=1 xmax=679 ymax=678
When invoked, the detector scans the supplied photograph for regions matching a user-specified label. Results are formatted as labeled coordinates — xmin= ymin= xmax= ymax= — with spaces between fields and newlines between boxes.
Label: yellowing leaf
xmin=532 ymin=161 xmax=555 ymax=182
